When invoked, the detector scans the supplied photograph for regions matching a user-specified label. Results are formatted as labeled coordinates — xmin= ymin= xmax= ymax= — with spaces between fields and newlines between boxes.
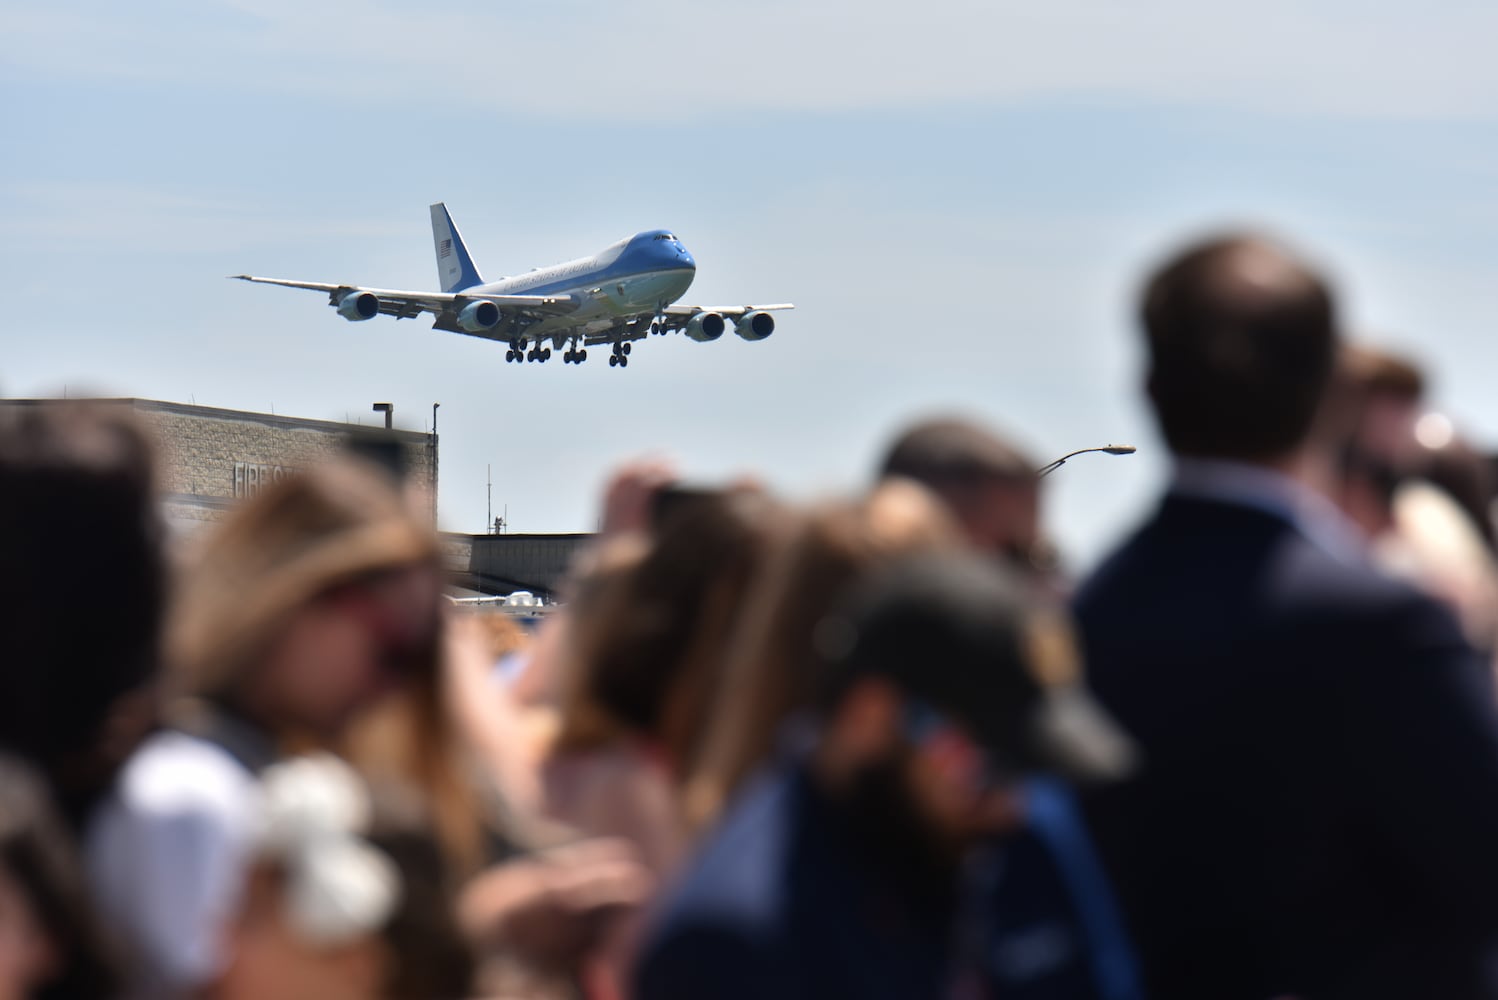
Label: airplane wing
xmin=229 ymin=275 xmax=575 ymax=321
xmin=662 ymin=303 xmax=795 ymax=318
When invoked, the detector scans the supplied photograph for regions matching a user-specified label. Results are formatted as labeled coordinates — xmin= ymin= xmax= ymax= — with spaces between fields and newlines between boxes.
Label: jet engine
xmin=457 ymin=300 xmax=502 ymax=333
xmin=336 ymin=292 xmax=379 ymax=321
xmin=735 ymin=311 xmax=775 ymax=341
xmin=685 ymin=311 xmax=726 ymax=342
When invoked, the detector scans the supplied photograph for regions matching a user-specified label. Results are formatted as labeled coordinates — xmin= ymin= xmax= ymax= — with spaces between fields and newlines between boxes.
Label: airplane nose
xmin=677 ymin=245 xmax=696 ymax=269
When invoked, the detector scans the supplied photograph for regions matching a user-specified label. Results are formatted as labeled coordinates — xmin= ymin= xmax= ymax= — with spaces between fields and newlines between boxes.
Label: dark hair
xmin=1340 ymin=344 xmax=1426 ymax=403
xmin=878 ymin=417 xmax=1034 ymax=489
xmin=0 ymin=402 xmax=166 ymax=827
xmin=1141 ymin=234 xmax=1338 ymax=460
xmin=0 ymin=755 xmax=122 ymax=999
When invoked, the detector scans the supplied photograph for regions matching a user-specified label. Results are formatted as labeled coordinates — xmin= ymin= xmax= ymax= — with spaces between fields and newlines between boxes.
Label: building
xmin=445 ymin=531 xmax=593 ymax=602
xmin=0 ymin=398 xmax=437 ymax=534
xmin=2 ymin=396 xmax=596 ymax=602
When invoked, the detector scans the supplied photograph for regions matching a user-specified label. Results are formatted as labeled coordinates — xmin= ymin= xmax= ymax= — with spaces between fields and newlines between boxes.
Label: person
xmin=0 ymin=755 xmax=120 ymax=1000
xmin=0 ymin=402 xmax=166 ymax=832
xmin=682 ymin=480 xmax=961 ymax=830
xmin=1329 ymin=346 xmax=1498 ymax=657
xmin=86 ymin=456 xmax=450 ymax=997
xmin=1074 ymin=233 xmax=1498 ymax=998
xmin=636 ymin=553 xmax=1137 ymax=1000
xmin=1330 ymin=344 xmax=1426 ymax=543
xmin=88 ymin=455 xmax=648 ymax=997
xmin=878 ymin=416 xmax=1042 ymax=570
xmin=541 ymin=487 xmax=783 ymax=995
xmin=215 ymin=755 xmax=475 ymax=1000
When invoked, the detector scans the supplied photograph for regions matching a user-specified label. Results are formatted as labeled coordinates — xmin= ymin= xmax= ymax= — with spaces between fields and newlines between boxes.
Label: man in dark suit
xmin=1074 ymin=234 xmax=1498 ymax=999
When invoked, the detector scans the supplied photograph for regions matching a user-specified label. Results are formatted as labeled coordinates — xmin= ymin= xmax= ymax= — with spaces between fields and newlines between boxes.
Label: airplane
xmin=232 ymin=203 xmax=793 ymax=369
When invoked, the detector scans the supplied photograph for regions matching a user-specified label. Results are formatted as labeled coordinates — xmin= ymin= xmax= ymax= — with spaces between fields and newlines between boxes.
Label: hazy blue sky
xmin=4 ymin=1 xmax=1496 ymax=569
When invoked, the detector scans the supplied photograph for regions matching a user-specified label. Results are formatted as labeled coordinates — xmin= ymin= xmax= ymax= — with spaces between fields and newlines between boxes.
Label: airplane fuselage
xmin=474 ymin=229 xmax=696 ymax=334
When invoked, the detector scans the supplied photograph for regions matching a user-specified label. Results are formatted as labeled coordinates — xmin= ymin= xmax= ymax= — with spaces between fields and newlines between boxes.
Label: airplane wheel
xmin=620 ymin=355 xmax=629 ymax=367
xmin=505 ymin=350 xmax=514 ymax=362
xmin=579 ymin=350 xmax=587 ymax=362
xmin=609 ymin=355 xmax=618 ymax=367
xmin=622 ymin=343 xmax=632 ymax=356
xmin=518 ymin=338 xmax=529 ymax=351
xmin=543 ymin=349 xmax=552 ymax=360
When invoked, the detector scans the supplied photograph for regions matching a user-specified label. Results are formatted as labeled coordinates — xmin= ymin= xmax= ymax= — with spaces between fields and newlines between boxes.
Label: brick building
xmin=0 ymin=398 xmax=437 ymax=534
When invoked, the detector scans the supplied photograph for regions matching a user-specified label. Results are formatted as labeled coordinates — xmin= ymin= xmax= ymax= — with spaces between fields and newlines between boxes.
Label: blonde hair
xmin=551 ymin=489 xmax=785 ymax=777
xmin=683 ymin=480 xmax=961 ymax=828
xmin=166 ymin=457 xmax=496 ymax=871
xmin=168 ymin=457 xmax=440 ymax=702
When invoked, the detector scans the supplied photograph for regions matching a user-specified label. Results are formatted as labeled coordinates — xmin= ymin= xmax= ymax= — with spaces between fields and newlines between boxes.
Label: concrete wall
xmin=458 ymin=532 xmax=594 ymax=599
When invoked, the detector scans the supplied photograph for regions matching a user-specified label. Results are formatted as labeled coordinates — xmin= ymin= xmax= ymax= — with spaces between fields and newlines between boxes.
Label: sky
xmin=3 ymin=1 xmax=1496 ymax=572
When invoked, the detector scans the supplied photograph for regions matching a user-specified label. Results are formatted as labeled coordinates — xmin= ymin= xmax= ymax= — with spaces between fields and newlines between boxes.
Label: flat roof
xmin=0 ymin=397 xmax=432 ymax=442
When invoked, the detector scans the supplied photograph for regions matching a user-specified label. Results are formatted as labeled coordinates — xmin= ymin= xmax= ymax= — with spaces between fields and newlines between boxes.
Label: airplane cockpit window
xmin=652 ymin=233 xmax=679 ymax=242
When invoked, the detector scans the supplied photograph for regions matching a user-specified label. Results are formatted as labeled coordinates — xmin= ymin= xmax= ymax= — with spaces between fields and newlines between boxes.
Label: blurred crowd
xmin=5 ymin=231 xmax=1498 ymax=1000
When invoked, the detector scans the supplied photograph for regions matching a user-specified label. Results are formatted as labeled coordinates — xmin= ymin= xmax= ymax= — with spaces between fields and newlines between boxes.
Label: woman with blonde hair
xmin=683 ymin=479 xmax=962 ymax=830
xmin=539 ymin=486 xmax=784 ymax=996
xmin=87 ymin=456 xmax=454 ymax=998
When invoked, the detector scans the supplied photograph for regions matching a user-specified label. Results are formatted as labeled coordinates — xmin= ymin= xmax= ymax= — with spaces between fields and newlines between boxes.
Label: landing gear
xmin=563 ymin=349 xmax=590 ymax=365
xmin=525 ymin=348 xmax=552 ymax=363
xmin=609 ymin=354 xmax=618 ymax=368
xmin=621 ymin=342 xmax=632 ymax=356
xmin=505 ymin=349 xmax=516 ymax=363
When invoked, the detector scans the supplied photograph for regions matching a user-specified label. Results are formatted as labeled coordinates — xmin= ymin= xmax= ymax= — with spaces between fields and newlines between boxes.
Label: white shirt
xmin=87 ymin=730 xmax=259 ymax=996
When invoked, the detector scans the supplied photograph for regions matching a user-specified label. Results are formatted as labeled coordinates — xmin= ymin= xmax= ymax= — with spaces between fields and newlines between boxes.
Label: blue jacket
xmin=635 ymin=759 xmax=1140 ymax=1000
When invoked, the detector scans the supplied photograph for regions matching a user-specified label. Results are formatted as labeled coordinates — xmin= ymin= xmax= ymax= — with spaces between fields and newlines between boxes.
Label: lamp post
xmin=430 ymin=403 xmax=440 ymax=527
xmin=1035 ymin=445 xmax=1136 ymax=479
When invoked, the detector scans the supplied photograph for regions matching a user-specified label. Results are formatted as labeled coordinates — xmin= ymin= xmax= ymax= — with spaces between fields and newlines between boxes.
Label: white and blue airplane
xmin=233 ymin=203 xmax=793 ymax=368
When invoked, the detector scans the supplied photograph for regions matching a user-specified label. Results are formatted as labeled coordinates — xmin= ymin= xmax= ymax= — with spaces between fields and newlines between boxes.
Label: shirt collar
xmin=1169 ymin=457 xmax=1365 ymax=562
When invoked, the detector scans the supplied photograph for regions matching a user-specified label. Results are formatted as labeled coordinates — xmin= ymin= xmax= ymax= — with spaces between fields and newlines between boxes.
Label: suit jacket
xmin=1074 ymin=490 xmax=1498 ymax=1000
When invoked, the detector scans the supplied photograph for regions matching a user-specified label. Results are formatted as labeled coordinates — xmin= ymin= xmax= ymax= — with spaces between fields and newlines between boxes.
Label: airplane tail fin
xmin=430 ymin=202 xmax=484 ymax=292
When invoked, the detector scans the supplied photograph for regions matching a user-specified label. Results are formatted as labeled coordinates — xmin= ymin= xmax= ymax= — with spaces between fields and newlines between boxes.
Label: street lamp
xmin=1036 ymin=445 xmax=1136 ymax=478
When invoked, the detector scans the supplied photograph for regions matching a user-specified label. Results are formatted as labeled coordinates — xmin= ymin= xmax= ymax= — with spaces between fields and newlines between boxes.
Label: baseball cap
xmin=814 ymin=553 xmax=1136 ymax=784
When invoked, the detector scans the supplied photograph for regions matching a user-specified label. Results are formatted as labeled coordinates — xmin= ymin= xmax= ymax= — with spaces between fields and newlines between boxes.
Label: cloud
xmin=5 ymin=0 xmax=1497 ymax=121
